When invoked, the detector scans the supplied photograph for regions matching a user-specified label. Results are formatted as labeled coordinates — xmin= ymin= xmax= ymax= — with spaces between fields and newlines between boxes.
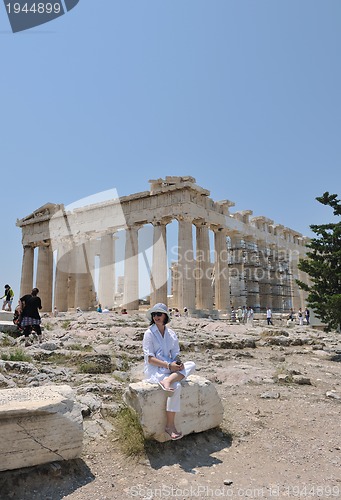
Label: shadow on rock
xmin=330 ymin=354 xmax=341 ymax=362
xmin=145 ymin=428 xmax=232 ymax=473
xmin=0 ymin=458 xmax=95 ymax=500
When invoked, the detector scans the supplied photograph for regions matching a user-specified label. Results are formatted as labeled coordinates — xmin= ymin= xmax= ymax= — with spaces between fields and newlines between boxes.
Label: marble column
xmin=278 ymin=248 xmax=292 ymax=312
xmin=170 ymin=262 xmax=179 ymax=308
xmin=36 ymin=243 xmax=53 ymax=312
xmin=243 ymin=237 xmax=260 ymax=312
xmin=269 ymin=244 xmax=282 ymax=311
xmin=98 ymin=234 xmax=116 ymax=309
xmin=257 ymin=240 xmax=271 ymax=311
xmin=177 ymin=216 xmax=195 ymax=311
xmin=54 ymin=241 xmax=70 ymax=312
xmin=74 ymin=241 xmax=93 ymax=311
xmin=67 ymin=245 xmax=77 ymax=310
xmin=195 ymin=220 xmax=213 ymax=310
xmin=228 ymin=233 xmax=247 ymax=308
xmin=123 ymin=225 xmax=139 ymax=310
xmin=150 ymin=221 xmax=168 ymax=306
xmin=214 ymin=228 xmax=230 ymax=311
xmin=86 ymin=239 xmax=97 ymax=308
xmin=20 ymin=245 xmax=34 ymax=297
xmin=289 ymin=246 xmax=303 ymax=312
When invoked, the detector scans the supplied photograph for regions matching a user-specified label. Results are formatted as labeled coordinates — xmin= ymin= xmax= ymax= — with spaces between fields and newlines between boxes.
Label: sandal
xmin=165 ymin=428 xmax=183 ymax=441
xmin=158 ymin=381 xmax=174 ymax=396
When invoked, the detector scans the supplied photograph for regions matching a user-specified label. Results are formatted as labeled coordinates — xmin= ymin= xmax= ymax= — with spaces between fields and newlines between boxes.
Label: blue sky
xmin=1 ymin=0 xmax=340 ymax=301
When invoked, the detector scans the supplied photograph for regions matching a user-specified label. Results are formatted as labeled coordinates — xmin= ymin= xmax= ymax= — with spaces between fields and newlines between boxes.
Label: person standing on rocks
xmin=236 ymin=306 xmax=243 ymax=323
xmin=1 ymin=284 xmax=14 ymax=311
xmin=305 ymin=307 xmax=310 ymax=325
xmin=20 ymin=288 xmax=42 ymax=346
xmin=241 ymin=305 xmax=247 ymax=324
xmin=288 ymin=308 xmax=294 ymax=321
xmin=143 ymin=303 xmax=196 ymax=441
xmin=266 ymin=307 xmax=273 ymax=325
xmin=247 ymin=306 xmax=254 ymax=326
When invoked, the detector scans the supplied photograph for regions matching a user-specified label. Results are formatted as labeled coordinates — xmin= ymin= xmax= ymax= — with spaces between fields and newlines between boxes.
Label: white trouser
xmin=163 ymin=361 xmax=196 ymax=413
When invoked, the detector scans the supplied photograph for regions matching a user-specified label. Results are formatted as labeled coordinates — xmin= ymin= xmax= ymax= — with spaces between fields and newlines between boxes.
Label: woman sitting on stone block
xmin=143 ymin=303 xmax=195 ymax=440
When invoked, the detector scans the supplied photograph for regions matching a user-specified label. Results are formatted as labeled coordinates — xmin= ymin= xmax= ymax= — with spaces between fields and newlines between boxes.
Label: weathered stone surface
xmin=292 ymin=375 xmax=311 ymax=385
xmin=0 ymin=384 xmax=83 ymax=472
xmin=124 ymin=375 xmax=224 ymax=442
xmin=77 ymin=353 xmax=112 ymax=373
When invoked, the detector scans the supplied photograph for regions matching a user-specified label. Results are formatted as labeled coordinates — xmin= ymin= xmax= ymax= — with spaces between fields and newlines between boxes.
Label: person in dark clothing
xmin=1 ymin=284 xmax=14 ymax=311
xmin=20 ymin=288 xmax=42 ymax=346
xmin=305 ymin=308 xmax=310 ymax=325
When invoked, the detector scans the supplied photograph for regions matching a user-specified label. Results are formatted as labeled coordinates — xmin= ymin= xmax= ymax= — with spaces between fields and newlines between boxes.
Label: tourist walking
xmin=236 ymin=306 xmax=243 ymax=323
xmin=1 ymin=284 xmax=14 ymax=311
xmin=266 ymin=307 xmax=273 ymax=325
xmin=297 ymin=308 xmax=304 ymax=326
xmin=241 ymin=305 xmax=247 ymax=324
xmin=247 ymin=306 xmax=254 ymax=326
xmin=305 ymin=308 xmax=310 ymax=325
xmin=288 ymin=308 xmax=294 ymax=321
xmin=20 ymin=288 xmax=42 ymax=346
xmin=143 ymin=303 xmax=196 ymax=440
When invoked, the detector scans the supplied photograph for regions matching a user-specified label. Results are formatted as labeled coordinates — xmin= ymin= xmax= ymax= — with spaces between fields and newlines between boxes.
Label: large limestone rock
xmin=124 ymin=375 xmax=224 ymax=442
xmin=0 ymin=385 xmax=83 ymax=472
xmin=0 ymin=311 xmax=17 ymax=334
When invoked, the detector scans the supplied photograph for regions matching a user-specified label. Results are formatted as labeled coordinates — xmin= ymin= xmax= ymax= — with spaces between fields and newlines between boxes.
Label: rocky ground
xmin=0 ymin=312 xmax=341 ymax=499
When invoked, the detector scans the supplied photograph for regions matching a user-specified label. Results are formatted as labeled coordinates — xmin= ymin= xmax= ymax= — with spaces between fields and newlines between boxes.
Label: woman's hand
xmin=169 ymin=361 xmax=184 ymax=372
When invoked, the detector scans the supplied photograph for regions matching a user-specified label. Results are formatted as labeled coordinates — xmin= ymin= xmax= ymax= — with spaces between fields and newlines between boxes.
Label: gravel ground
xmin=1 ymin=315 xmax=340 ymax=499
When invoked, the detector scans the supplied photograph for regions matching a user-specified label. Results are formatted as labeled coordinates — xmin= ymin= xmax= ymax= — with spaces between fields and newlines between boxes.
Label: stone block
xmin=124 ymin=375 xmax=224 ymax=442
xmin=0 ymin=384 xmax=83 ymax=472
xmin=0 ymin=311 xmax=13 ymax=322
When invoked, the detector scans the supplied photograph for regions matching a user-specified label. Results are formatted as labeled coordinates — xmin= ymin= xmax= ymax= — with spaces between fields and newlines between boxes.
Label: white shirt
xmin=142 ymin=323 xmax=180 ymax=383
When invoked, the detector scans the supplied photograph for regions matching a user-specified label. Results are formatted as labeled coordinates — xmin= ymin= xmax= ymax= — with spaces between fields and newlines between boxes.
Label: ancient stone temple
xmin=16 ymin=176 xmax=309 ymax=314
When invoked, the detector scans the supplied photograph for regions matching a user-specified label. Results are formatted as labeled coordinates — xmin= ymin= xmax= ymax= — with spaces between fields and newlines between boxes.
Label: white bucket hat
xmin=146 ymin=303 xmax=170 ymax=322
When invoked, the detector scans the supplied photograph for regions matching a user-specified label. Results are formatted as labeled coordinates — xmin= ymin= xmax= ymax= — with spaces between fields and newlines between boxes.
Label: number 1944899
xmin=6 ymin=3 xmax=62 ymax=14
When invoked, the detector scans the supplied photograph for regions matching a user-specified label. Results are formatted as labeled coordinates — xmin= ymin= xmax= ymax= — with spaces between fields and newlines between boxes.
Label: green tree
xmin=297 ymin=192 xmax=341 ymax=332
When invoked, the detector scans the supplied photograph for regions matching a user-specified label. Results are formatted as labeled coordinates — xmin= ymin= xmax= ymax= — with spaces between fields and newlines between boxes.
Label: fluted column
xmin=289 ymin=246 xmax=304 ymax=312
xmin=214 ymin=228 xmax=230 ymax=311
xmin=98 ymin=233 xmax=116 ymax=309
xmin=228 ymin=233 xmax=246 ymax=308
xmin=269 ymin=244 xmax=282 ymax=311
xmin=86 ymin=239 xmax=97 ymax=308
xmin=74 ymin=241 xmax=93 ymax=311
xmin=123 ymin=225 xmax=139 ymax=310
xmin=195 ymin=220 xmax=213 ymax=310
xmin=151 ymin=221 xmax=168 ymax=306
xmin=54 ymin=241 xmax=70 ymax=312
xmin=36 ymin=243 xmax=53 ymax=312
xmin=243 ymin=237 xmax=260 ymax=311
xmin=257 ymin=240 xmax=271 ymax=311
xmin=278 ymin=248 xmax=292 ymax=312
xmin=20 ymin=245 xmax=34 ymax=297
xmin=177 ymin=216 xmax=195 ymax=311
xmin=67 ymin=245 xmax=77 ymax=310
xmin=170 ymin=262 xmax=179 ymax=307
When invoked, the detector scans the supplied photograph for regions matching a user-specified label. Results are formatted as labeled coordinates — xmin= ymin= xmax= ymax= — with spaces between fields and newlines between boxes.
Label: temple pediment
xmin=17 ymin=203 xmax=63 ymax=226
